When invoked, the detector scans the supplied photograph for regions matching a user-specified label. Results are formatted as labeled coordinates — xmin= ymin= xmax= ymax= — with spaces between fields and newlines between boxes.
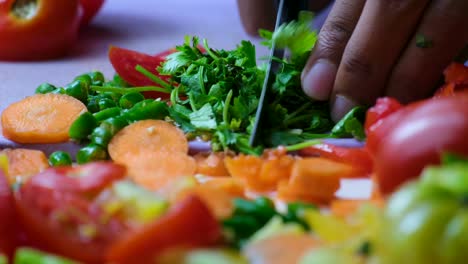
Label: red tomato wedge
xmin=15 ymin=162 xmax=128 ymax=263
xmin=443 ymin=62 xmax=468 ymax=84
xmin=368 ymin=95 xmax=468 ymax=195
xmin=0 ymin=169 xmax=15 ymax=257
xmin=108 ymin=46 xmax=174 ymax=99
xmin=106 ymin=195 xmax=221 ymax=264
xmin=364 ymin=97 xmax=402 ymax=136
xmin=79 ymin=0 xmax=105 ymax=26
xmin=299 ymin=143 xmax=373 ymax=177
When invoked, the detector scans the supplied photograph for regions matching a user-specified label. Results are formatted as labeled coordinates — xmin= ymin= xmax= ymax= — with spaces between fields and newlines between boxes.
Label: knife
xmin=249 ymin=0 xmax=309 ymax=147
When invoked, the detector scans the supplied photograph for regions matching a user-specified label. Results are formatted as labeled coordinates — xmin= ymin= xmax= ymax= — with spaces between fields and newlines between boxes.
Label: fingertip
xmin=331 ymin=94 xmax=359 ymax=123
xmin=301 ymin=59 xmax=337 ymax=101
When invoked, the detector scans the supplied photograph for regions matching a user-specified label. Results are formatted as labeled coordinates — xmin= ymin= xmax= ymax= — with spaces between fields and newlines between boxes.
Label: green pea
xmin=74 ymin=74 xmax=92 ymax=87
xmin=76 ymin=144 xmax=108 ymax=164
xmin=88 ymin=71 xmax=105 ymax=86
xmin=123 ymin=99 xmax=168 ymax=122
xmin=91 ymin=116 xmax=128 ymax=147
xmin=93 ymin=107 xmax=121 ymax=122
xmin=113 ymin=74 xmax=129 ymax=87
xmin=65 ymin=80 xmax=88 ymax=103
xmin=91 ymin=126 xmax=113 ymax=147
xmin=100 ymin=116 xmax=128 ymax=135
xmin=69 ymin=112 xmax=98 ymax=141
xmin=51 ymin=87 xmax=66 ymax=94
xmin=49 ymin=151 xmax=72 ymax=167
xmin=35 ymin=83 xmax=57 ymax=94
xmin=119 ymin=92 xmax=145 ymax=109
xmin=86 ymin=96 xmax=100 ymax=113
xmin=98 ymin=98 xmax=117 ymax=111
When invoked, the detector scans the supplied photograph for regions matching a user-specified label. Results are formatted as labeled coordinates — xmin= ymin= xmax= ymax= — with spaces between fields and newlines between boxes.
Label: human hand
xmin=301 ymin=0 xmax=468 ymax=122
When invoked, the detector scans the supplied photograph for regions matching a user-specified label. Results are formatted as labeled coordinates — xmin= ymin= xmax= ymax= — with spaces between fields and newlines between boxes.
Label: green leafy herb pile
xmin=37 ymin=12 xmax=366 ymax=163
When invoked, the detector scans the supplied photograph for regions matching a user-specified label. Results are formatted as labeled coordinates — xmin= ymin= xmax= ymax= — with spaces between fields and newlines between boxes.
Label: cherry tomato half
xmin=368 ymin=95 xmax=468 ymax=195
xmin=15 ymin=162 xmax=127 ymax=263
xmin=108 ymin=46 xmax=175 ymax=99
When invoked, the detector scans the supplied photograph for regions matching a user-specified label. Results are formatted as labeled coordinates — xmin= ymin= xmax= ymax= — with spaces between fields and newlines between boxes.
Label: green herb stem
xmin=135 ymin=65 xmax=172 ymax=90
xmin=284 ymin=139 xmax=322 ymax=152
xmin=223 ymin=89 xmax=234 ymax=124
xmin=90 ymin=85 xmax=171 ymax=94
xmin=203 ymin=39 xmax=219 ymax=60
xmin=199 ymin=66 xmax=206 ymax=94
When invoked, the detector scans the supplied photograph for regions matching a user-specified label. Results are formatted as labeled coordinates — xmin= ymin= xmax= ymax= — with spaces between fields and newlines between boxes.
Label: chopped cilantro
xmin=155 ymin=13 xmax=363 ymax=154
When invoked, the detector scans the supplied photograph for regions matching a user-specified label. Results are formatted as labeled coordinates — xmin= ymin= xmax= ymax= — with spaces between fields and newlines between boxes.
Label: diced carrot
xmin=224 ymin=154 xmax=263 ymax=185
xmin=225 ymin=152 xmax=295 ymax=192
xmin=278 ymin=158 xmax=353 ymax=204
xmin=257 ymin=154 xmax=295 ymax=191
xmin=1 ymin=148 xmax=49 ymax=184
xmin=202 ymin=177 xmax=246 ymax=198
xmin=123 ymin=150 xmax=196 ymax=191
xmin=1 ymin=94 xmax=87 ymax=143
xmin=175 ymin=183 xmax=235 ymax=219
xmin=108 ymin=120 xmax=189 ymax=163
xmin=243 ymin=233 xmax=319 ymax=264
xmin=194 ymin=152 xmax=230 ymax=177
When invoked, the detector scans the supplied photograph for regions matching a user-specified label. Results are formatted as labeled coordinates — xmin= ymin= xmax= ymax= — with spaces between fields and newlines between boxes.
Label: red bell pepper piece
xmin=0 ymin=169 xmax=16 ymax=257
xmin=0 ymin=0 xmax=81 ymax=61
xmin=299 ymin=143 xmax=373 ymax=177
xmin=106 ymin=195 xmax=221 ymax=264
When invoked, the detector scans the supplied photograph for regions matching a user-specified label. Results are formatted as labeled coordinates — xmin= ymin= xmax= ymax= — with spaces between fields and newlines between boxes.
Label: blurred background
xmin=0 ymin=0 xmax=268 ymax=112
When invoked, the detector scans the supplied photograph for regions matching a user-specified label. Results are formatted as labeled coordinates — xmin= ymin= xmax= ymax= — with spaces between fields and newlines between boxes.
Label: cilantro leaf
xmin=189 ymin=103 xmax=217 ymax=130
xmin=331 ymin=106 xmax=366 ymax=140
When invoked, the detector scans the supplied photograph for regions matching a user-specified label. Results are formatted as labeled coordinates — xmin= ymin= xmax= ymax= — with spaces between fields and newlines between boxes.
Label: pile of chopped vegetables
xmin=1 ymin=12 xmax=468 ymax=264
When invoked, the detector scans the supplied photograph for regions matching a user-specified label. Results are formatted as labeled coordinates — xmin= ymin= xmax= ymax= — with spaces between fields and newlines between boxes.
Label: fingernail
xmin=331 ymin=95 xmax=357 ymax=123
xmin=302 ymin=60 xmax=337 ymax=101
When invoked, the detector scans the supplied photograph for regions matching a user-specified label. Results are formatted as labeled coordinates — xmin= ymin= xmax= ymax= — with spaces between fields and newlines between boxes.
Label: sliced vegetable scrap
xmin=1 ymin=94 xmax=87 ymax=144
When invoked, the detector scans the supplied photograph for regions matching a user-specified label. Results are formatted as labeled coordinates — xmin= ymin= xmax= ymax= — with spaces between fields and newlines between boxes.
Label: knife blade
xmin=249 ymin=0 xmax=309 ymax=147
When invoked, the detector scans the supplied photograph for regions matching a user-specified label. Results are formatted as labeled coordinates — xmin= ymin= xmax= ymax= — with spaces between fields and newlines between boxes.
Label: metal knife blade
xmin=249 ymin=0 xmax=309 ymax=147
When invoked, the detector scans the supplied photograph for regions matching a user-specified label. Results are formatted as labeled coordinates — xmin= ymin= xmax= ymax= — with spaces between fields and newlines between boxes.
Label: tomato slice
xmin=0 ymin=169 xmax=15 ymax=257
xmin=15 ymin=162 xmax=128 ymax=263
xmin=108 ymin=46 xmax=174 ymax=99
xmin=106 ymin=195 xmax=221 ymax=264
xmin=299 ymin=143 xmax=373 ymax=177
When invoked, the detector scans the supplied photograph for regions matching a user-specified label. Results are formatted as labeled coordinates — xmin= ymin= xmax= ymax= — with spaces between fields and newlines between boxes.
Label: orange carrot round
xmin=108 ymin=120 xmax=188 ymax=163
xmin=1 ymin=94 xmax=87 ymax=143
xmin=1 ymin=148 xmax=49 ymax=184
xmin=123 ymin=150 xmax=196 ymax=190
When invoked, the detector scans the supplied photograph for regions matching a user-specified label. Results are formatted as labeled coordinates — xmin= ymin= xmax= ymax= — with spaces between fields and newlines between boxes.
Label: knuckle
xmin=379 ymin=0 xmax=426 ymax=13
xmin=317 ymin=17 xmax=354 ymax=58
xmin=342 ymin=54 xmax=373 ymax=78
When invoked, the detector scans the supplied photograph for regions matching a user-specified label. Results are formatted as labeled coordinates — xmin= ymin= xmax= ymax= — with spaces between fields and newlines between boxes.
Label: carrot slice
xmin=194 ymin=152 xmax=230 ymax=177
xmin=123 ymin=150 xmax=196 ymax=190
xmin=278 ymin=158 xmax=353 ymax=204
xmin=1 ymin=94 xmax=87 ymax=143
xmin=108 ymin=120 xmax=188 ymax=163
xmin=1 ymin=148 xmax=49 ymax=184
